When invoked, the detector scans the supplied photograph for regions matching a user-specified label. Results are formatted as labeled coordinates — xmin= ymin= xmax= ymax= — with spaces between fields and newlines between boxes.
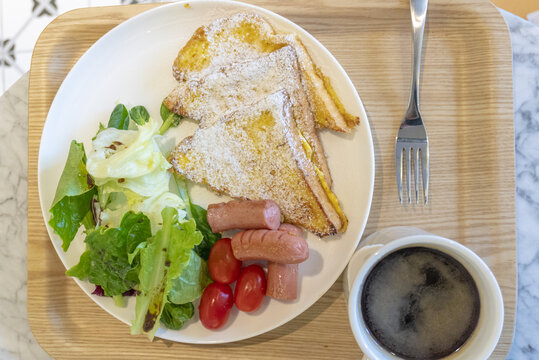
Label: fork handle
xmin=406 ymin=0 xmax=428 ymax=121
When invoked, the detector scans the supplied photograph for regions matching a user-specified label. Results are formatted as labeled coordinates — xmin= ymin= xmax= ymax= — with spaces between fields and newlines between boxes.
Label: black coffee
xmin=361 ymin=247 xmax=480 ymax=360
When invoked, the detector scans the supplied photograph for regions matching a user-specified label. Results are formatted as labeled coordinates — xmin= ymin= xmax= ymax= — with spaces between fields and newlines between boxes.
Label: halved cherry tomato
xmin=234 ymin=265 xmax=267 ymax=312
xmin=208 ymin=238 xmax=241 ymax=284
xmin=198 ymin=282 xmax=234 ymax=330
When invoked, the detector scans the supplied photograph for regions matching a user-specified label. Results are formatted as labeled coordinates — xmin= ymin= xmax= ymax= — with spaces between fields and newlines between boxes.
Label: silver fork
xmin=396 ymin=0 xmax=429 ymax=204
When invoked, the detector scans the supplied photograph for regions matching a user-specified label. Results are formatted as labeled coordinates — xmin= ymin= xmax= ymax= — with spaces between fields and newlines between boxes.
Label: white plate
xmin=38 ymin=0 xmax=374 ymax=344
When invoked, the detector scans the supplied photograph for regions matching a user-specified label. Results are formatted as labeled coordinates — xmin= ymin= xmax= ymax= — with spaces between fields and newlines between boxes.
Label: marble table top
xmin=0 ymin=8 xmax=537 ymax=360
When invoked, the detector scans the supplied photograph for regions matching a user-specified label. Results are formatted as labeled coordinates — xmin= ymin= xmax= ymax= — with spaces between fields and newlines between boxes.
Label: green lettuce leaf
xmin=66 ymin=212 xmax=151 ymax=296
xmin=65 ymin=251 xmax=91 ymax=279
xmin=191 ymin=204 xmax=220 ymax=260
xmin=160 ymin=302 xmax=194 ymax=330
xmin=122 ymin=213 xmax=152 ymax=255
xmin=131 ymin=208 xmax=202 ymax=340
xmin=174 ymin=176 xmax=220 ymax=260
xmin=158 ymin=101 xmax=182 ymax=135
xmin=129 ymin=105 xmax=150 ymax=125
xmin=168 ymin=251 xmax=212 ymax=305
xmin=108 ymin=104 xmax=129 ymax=130
xmin=49 ymin=140 xmax=97 ymax=251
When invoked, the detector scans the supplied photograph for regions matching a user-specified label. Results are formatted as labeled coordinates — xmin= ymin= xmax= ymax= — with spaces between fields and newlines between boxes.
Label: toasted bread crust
xmin=169 ymin=91 xmax=345 ymax=236
xmin=171 ymin=12 xmax=358 ymax=133
xmin=286 ymin=36 xmax=360 ymax=131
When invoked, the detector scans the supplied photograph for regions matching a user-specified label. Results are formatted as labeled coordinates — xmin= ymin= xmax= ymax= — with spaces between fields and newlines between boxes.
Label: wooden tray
xmin=27 ymin=1 xmax=515 ymax=358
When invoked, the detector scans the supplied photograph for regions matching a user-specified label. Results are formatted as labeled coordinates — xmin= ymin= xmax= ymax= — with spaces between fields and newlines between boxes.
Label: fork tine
xmin=395 ymin=143 xmax=403 ymax=203
xmin=406 ymin=147 xmax=411 ymax=203
xmin=414 ymin=147 xmax=419 ymax=203
xmin=421 ymin=146 xmax=429 ymax=204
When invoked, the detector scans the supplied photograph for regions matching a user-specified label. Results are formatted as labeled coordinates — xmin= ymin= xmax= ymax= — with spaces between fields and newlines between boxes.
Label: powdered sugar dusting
xmin=170 ymin=91 xmax=335 ymax=235
xmin=173 ymin=12 xmax=280 ymax=81
xmin=165 ymin=45 xmax=332 ymax=183
xmin=170 ymin=11 xmax=357 ymax=132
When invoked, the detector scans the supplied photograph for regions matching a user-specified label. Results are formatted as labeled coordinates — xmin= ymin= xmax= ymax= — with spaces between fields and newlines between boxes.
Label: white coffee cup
xmin=345 ymin=227 xmax=504 ymax=360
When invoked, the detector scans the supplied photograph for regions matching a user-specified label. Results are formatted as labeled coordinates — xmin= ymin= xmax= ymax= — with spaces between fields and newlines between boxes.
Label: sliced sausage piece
xmin=207 ymin=200 xmax=281 ymax=233
xmin=231 ymin=229 xmax=309 ymax=264
xmin=267 ymin=224 xmax=301 ymax=300
xmin=267 ymin=262 xmax=298 ymax=300
xmin=278 ymin=223 xmax=302 ymax=237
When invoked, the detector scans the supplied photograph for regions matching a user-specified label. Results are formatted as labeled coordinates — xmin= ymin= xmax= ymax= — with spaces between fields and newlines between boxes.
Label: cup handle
xmin=345 ymin=244 xmax=384 ymax=302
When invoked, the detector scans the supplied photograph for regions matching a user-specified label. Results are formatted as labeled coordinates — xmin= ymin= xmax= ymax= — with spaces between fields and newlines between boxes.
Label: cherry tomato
xmin=208 ymin=238 xmax=241 ymax=284
xmin=234 ymin=265 xmax=267 ymax=312
xmin=198 ymin=282 xmax=234 ymax=330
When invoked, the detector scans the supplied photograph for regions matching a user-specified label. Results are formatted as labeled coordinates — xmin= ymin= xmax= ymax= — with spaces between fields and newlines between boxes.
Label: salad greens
xmin=49 ymin=102 xmax=213 ymax=339
xmin=93 ymin=123 xmax=107 ymax=140
xmin=168 ymin=250 xmax=212 ymax=305
xmin=49 ymin=140 xmax=97 ymax=251
xmin=129 ymin=105 xmax=150 ymax=125
xmin=160 ymin=302 xmax=194 ymax=330
xmin=175 ymin=176 xmax=221 ymax=260
xmin=191 ymin=204 xmax=221 ymax=260
xmin=87 ymin=117 xmax=172 ymax=198
xmin=131 ymin=209 xmax=202 ymax=340
xmin=108 ymin=104 xmax=130 ymax=130
xmin=66 ymin=211 xmax=151 ymax=296
xmin=159 ymin=102 xmax=182 ymax=135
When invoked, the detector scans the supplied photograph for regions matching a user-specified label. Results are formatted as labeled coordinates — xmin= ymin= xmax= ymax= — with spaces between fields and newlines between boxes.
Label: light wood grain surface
xmin=491 ymin=0 xmax=538 ymax=19
xmin=27 ymin=1 xmax=515 ymax=358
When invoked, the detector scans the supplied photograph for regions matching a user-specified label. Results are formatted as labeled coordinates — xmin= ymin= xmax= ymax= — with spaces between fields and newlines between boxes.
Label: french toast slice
xmin=169 ymin=91 xmax=347 ymax=236
xmin=172 ymin=12 xmax=359 ymax=133
xmin=165 ymin=46 xmax=332 ymax=186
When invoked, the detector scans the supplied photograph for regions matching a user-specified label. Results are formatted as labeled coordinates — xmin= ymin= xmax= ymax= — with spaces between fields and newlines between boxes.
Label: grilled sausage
xmin=207 ymin=200 xmax=281 ymax=233
xmin=278 ymin=223 xmax=302 ymax=237
xmin=266 ymin=262 xmax=298 ymax=300
xmin=264 ymin=223 xmax=302 ymax=300
xmin=231 ymin=229 xmax=308 ymax=264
